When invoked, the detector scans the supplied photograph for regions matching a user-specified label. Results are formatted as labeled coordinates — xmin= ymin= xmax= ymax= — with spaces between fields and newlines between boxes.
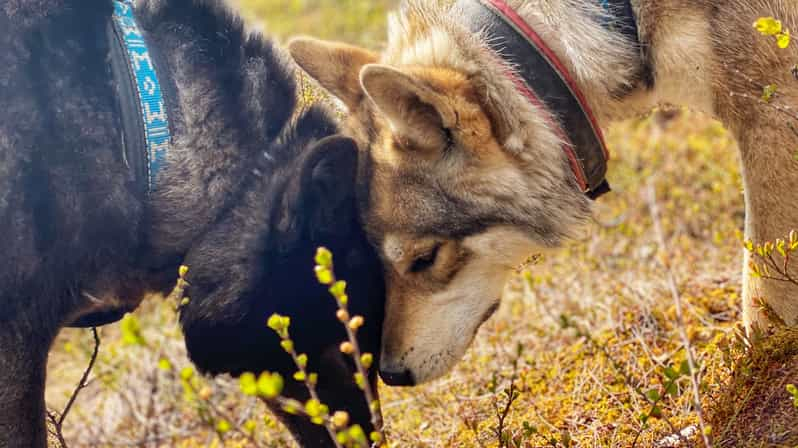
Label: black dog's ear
xmin=305 ymin=135 xmax=359 ymax=209
xmin=277 ymin=135 xmax=360 ymax=246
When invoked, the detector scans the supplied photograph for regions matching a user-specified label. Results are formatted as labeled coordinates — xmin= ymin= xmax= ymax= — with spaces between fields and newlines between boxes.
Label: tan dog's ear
xmin=360 ymin=64 xmax=456 ymax=154
xmin=288 ymin=37 xmax=378 ymax=110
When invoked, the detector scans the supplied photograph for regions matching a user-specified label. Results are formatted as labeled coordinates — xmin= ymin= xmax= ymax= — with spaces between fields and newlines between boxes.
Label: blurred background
xmin=236 ymin=0 xmax=393 ymax=46
xmin=46 ymin=1 xmax=795 ymax=447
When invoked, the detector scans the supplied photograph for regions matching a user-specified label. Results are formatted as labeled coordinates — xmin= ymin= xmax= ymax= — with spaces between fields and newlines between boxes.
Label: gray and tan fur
xmin=289 ymin=0 xmax=798 ymax=384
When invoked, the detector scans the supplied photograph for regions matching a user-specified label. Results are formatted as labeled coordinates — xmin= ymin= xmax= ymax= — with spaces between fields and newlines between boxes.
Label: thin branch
xmin=493 ymin=347 xmax=523 ymax=448
xmin=765 ymin=253 xmax=798 ymax=285
xmin=62 ymin=327 xmax=100 ymax=427
xmin=48 ymin=327 xmax=101 ymax=447
xmin=315 ymin=248 xmax=385 ymax=446
xmin=281 ymin=338 xmax=344 ymax=448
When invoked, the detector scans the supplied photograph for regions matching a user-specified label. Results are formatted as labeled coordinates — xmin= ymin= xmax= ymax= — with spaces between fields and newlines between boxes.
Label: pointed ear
xmin=360 ymin=64 xmax=457 ymax=154
xmin=276 ymin=135 xmax=359 ymax=248
xmin=288 ymin=37 xmax=378 ymax=110
xmin=305 ymin=135 xmax=358 ymax=211
xmin=302 ymin=135 xmax=360 ymax=236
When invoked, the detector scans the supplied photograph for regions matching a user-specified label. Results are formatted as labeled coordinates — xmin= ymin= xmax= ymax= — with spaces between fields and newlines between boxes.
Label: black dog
xmin=0 ymin=1 xmax=383 ymax=446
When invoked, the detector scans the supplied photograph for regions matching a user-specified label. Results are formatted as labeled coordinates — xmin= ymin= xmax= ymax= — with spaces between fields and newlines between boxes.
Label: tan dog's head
xmin=289 ymin=29 xmax=592 ymax=385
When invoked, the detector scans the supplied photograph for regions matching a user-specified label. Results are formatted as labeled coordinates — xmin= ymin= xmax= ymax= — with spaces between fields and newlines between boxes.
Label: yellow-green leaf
xmin=216 ymin=419 xmax=231 ymax=434
xmin=180 ymin=366 xmax=194 ymax=381
xmin=314 ymin=247 xmax=333 ymax=269
xmin=158 ymin=358 xmax=172 ymax=371
xmin=267 ymin=314 xmax=290 ymax=332
xmin=120 ymin=314 xmax=145 ymax=346
xmin=777 ymin=30 xmax=791 ymax=48
xmin=762 ymin=84 xmax=778 ymax=102
xmin=305 ymin=398 xmax=326 ymax=418
xmin=329 ymin=281 xmax=347 ymax=299
xmin=257 ymin=372 xmax=284 ymax=398
xmin=360 ymin=353 xmax=374 ymax=369
xmin=354 ymin=372 xmax=366 ymax=390
xmin=347 ymin=425 xmax=367 ymax=444
xmin=315 ymin=266 xmax=333 ymax=285
xmin=754 ymin=17 xmax=782 ymax=36
xmin=240 ymin=372 xmax=258 ymax=396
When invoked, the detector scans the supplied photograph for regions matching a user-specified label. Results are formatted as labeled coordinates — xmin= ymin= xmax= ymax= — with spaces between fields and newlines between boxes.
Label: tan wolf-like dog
xmin=289 ymin=0 xmax=798 ymax=385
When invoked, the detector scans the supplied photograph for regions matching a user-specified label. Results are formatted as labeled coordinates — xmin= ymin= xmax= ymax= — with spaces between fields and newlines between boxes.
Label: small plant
xmin=639 ymin=362 xmax=692 ymax=426
xmin=745 ymin=230 xmax=798 ymax=288
xmin=788 ymin=384 xmax=798 ymax=409
xmin=253 ymin=313 xmax=372 ymax=448
xmin=313 ymin=246 xmax=385 ymax=446
xmin=235 ymin=247 xmax=385 ymax=448
xmin=124 ymin=259 xmax=386 ymax=447
xmin=490 ymin=343 xmax=525 ymax=448
xmin=754 ymin=17 xmax=791 ymax=49
xmin=47 ymin=328 xmax=100 ymax=448
xmin=557 ymin=314 xmax=701 ymax=448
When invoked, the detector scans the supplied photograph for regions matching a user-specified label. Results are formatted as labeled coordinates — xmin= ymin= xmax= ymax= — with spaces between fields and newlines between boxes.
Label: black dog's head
xmin=178 ymin=128 xmax=384 ymax=413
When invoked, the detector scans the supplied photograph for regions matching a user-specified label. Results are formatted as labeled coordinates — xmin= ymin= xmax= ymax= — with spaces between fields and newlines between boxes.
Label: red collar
xmin=458 ymin=0 xmax=612 ymax=199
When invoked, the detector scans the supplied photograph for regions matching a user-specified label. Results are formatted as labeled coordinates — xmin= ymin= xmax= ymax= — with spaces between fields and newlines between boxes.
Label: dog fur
xmin=289 ymin=0 xmax=798 ymax=384
xmin=0 ymin=1 xmax=383 ymax=446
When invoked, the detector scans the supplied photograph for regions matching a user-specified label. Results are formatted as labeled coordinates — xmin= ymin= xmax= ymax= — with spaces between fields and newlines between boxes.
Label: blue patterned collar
xmin=109 ymin=0 xmax=171 ymax=194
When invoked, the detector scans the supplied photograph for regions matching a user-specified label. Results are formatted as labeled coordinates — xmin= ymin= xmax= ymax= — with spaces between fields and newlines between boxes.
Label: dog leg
xmin=738 ymin=125 xmax=798 ymax=332
xmin=0 ymin=326 xmax=51 ymax=448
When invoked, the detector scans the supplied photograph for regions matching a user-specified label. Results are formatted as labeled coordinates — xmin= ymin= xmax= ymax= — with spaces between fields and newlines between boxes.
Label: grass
xmin=45 ymin=1 xmax=798 ymax=446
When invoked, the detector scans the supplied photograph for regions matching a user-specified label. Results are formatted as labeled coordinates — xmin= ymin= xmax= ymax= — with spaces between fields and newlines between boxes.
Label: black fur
xmin=0 ymin=1 xmax=384 ymax=446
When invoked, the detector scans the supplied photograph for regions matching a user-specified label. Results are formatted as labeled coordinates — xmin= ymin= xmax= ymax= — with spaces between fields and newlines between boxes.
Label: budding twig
xmin=266 ymin=313 xmax=344 ymax=447
xmin=315 ymin=247 xmax=385 ymax=447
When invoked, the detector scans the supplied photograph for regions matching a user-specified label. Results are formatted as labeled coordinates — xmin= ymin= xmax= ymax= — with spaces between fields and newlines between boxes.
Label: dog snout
xmin=379 ymin=366 xmax=416 ymax=386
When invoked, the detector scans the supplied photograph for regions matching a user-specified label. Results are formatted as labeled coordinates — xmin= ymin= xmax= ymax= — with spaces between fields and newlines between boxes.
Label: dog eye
xmin=410 ymin=244 xmax=441 ymax=273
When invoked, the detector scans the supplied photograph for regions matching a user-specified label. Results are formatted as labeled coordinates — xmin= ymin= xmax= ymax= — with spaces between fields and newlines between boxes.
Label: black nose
xmin=379 ymin=368 xmax=416 ymax=386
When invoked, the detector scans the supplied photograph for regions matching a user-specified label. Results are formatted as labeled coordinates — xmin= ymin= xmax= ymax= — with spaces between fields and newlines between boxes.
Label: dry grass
xmin=45 ymin=2 xmax=798 ymax=447
xmin=706 ymin=327 xmax=798 ymax=447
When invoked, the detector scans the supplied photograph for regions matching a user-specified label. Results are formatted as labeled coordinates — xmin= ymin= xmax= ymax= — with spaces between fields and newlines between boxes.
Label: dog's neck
xmin=491 ymin=0 xmax=717 ymax=124
xmin=490 ymin=0 xmax=646 ymax=115
xmin=524 ymin=0 xmax=717 ymax=123
xmin=129 ymin=0 xmax=306 ymax=264
xmin=388 ymin=1 xmax=716 ymax=128
xmin=108 ymin=0 xmax=176 ymax=197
